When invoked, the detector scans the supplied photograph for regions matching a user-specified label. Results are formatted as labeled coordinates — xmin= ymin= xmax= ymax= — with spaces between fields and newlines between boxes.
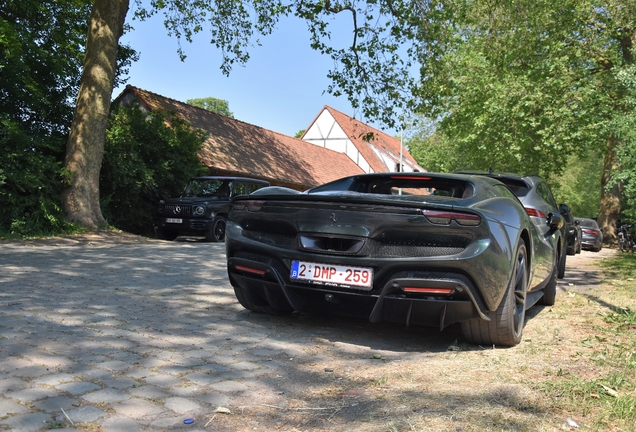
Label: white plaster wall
xmin=303 ymin=110 xmax=373 ymax=173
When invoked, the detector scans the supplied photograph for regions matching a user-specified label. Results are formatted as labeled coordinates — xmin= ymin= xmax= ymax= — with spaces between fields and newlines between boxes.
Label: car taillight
xmin=422 ymin=210 xmax=481 ymax=226
xmin=390 ymin=175 xmax=432 ymax=180
xmin=583 ymin=229 xmax=599 ymax=235
xmin=525 ymin=208 xmax=547 ymax=219
xmin=232 ymin=200 xmax=265 ymax=212
xmin=235 ymin=265 xmax=266 ymax=275
xmin=403 ymin=287 xmax=454 ymax=294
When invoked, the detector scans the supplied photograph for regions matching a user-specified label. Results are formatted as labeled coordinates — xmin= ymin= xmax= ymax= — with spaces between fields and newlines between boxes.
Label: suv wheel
xmin=206 ymin=216 xmax=226 ymax=242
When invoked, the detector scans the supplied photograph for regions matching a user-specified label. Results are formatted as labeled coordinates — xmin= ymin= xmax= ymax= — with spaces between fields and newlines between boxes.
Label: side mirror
xmin=546 ymin=212 xmax=565 ymax=238
xmin=559 ymin=203 xmax=571 ymax=214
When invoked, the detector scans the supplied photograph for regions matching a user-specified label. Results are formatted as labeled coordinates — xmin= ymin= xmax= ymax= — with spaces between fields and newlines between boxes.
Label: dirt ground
xmin=2 ymin=232 xmax=626 ymax=431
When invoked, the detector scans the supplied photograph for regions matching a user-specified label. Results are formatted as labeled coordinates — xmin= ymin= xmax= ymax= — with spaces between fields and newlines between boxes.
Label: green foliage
xmin=186 ymin=97 xmax=234 ymax=118
xmin=100 ymin=104 xmax=208 ymax=236
xmin=407 ymin=0 xmax=636 ymax=223
xmin=0 ymin=115 xmax=79 ymax=237
xmin=550 ymin=153 xmax=603 ymax=218
xmin=0 ymin=0 xmax=92 ymax=237
xmin=294 ymin=129 xmax=306 ymax=138
xmin=411 ymin=0 xmax=613 ymax=179
xmin=0 ymin=0 xmax=137 ymax=238
xmin=609 ymin=64 xmax=636 ymax=220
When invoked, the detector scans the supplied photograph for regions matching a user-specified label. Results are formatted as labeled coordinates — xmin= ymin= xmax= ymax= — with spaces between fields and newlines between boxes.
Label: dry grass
xmin=211 ymin=249 xmax=635 ymax=432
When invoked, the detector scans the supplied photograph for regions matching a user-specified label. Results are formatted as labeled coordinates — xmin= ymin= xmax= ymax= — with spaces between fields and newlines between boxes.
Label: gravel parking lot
xmin=0 ymin=234 xmax=618 ymax=431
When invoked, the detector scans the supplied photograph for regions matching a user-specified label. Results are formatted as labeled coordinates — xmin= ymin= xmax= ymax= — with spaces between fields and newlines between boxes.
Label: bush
xmin=101 ymin=104 xmax=208 ymax=236
xmin=0 ymin=116 xmax=78 ymax=237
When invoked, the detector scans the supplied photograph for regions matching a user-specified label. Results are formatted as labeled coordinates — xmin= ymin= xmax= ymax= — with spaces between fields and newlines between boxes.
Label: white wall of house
xmin=303 ymin=110 xmax=373 ymax=173
xmin=368 ymin=143 xmax=422 ymax=173
xmin=304 ymin=109 xmax=425 ymax=173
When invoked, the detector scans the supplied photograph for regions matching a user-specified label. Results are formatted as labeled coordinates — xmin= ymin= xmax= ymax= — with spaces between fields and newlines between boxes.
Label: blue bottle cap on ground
xmin=184 ymin=418 xmax=195 ymax=424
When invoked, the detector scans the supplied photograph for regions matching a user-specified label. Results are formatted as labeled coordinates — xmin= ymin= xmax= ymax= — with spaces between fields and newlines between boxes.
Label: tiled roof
xmin=308 ymin=106 xmax=422 ymax=173
xmin=114 ymin=86 xmax=364 ymax=189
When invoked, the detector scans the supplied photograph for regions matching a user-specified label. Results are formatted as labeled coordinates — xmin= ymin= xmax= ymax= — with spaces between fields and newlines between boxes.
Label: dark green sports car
xmin=225 ymin=172 xmax=564 ymax=347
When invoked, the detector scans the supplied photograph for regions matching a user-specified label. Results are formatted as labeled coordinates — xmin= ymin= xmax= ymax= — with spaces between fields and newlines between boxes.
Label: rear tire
xmin=540 ymin=267 xmax=557 ymax=306
xmin=205 ymin=216 xmax=226 ymax=242
xmin=461 ymin=241 xmax=528 ymax=347
xmin=557 ymin=247 xmax=566 ymax=279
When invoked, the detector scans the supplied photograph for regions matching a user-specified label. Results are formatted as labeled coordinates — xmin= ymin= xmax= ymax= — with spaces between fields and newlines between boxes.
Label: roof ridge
xmin=120 ymin=85 xmax=355 ymax=159
xmin=122 ymin=85 xmax=298 ymax=139
xmin=323 ymin=105 xmax=397 ymax=141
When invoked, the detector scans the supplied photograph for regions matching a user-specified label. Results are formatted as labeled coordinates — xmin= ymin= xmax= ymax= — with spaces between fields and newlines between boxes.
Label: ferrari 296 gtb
xmin=225 ymin=172 xmax=564 ymax=347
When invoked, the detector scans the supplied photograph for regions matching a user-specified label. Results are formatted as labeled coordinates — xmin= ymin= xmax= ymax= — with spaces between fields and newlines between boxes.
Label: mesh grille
xmin=369 ymin=244 xmax=466 ymax=258
xmin=165 ymin=205 xmax=192 ymax=217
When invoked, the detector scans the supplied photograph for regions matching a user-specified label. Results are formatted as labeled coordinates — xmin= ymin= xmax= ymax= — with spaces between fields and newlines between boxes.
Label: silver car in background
xmin=577 ymin=218 xmax=603 ymax=252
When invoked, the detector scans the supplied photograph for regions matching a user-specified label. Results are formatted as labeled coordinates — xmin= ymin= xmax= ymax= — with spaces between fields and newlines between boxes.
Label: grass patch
xmin=539 ymin=254 xmax=636 ymax=431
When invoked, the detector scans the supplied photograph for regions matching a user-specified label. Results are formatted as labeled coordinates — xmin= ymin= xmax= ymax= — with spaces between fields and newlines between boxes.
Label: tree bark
xmin=63 ymin=0 xmax=129 ymax=229
xmin=597 ymin=134 xmax=622 ymax=244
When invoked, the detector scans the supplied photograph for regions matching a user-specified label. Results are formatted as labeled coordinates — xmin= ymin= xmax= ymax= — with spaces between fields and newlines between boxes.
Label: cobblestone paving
xmin=0 ymin=239 xmax=456 ymax=432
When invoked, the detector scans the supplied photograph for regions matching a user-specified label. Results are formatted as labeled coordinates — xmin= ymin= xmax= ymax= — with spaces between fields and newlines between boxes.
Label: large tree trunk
xmin=63 ymin=0 xmax=129 ymax=229
xmin=597 ymin=134 xmax=622 ymax=245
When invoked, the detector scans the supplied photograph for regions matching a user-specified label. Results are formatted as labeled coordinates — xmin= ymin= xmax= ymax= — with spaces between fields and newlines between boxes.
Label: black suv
xmin=560 ymin=204 xmax=582 ymax=255
xmin=153 ymin=176 xmax=269 ymax=242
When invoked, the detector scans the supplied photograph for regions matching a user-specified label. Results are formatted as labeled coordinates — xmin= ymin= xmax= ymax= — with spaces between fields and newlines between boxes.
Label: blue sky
xmin=115 ymin=11 xmax=399 ymax=138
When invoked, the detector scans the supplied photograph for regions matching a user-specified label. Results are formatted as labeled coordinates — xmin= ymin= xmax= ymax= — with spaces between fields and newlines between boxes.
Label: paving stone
xmin=159 ymin=365 xmax=191 ymax=376
xmin=219 ymin=370 xmax=257 ymax=380
xmin=95 ymin=360 xmax=131 ymax=372
xmin=102 ymin=377 xmax=138 ymax=389
xmin=34 ymin=373 xmax=76 ymax=386
xmin=183 ymin=372 xmax=221 ymax=386
xmin=24 ymin=353 xmax=73 ymax=369
xmin=6 ymin=387 xmax=59 ymax=402
xmin=57 ymin=381 xmax=101 ymax=395
xmin=164 ymin=397 xmax=201 ymax=414
xmin=100 ymin=416 xmax=144 ymax=432
xmin=11 ymin=365 xmax=52 ymax=378
xmin=143 ymin=373 xmax=182 ymax=389
xmin=78 ymin=368 xmax=114 ymax=381
xmin=82 ymin=388 xmax=130 ymax=404
xmin=170 ymin=385 xmax=204 ymax=396
xmin=128 ymin=385 xmax=168 ymax=399
xmin=0 ymin=377 xmax=28 ymax=392
xmin=0 ymin=357 xmax=34 ymax=372
xmin=195 ymin=392 xmax=229 ymax=407
xmin=65 ymin=405 xmax=108 ymax=423
xmin=0 ymin=412 xmax=53 ymax=432
xmin=134 ymin=358 xmax=171 ymax=368
xmin=33 ymin=395 xmax=76 ymax=412
xmin=149 ymin=416 xmax=184 ymax=428
xmin=229 ymin=361 xmax=261 ymax=371
xmin=197 ymin=363 xmax=229 ymax=374
xmin=209 ymin=380 xmax=248 ymax=393
xmin=0 ymin=397 xmax=30 ymax=416
xmin=112 ymin=398 xmax=163 ymax=418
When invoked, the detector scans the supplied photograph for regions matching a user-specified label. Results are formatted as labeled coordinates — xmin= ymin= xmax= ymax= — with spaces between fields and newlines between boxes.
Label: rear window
xmin=495 ymin=178 xmax=531 ymax=198
xmin=579 ymin=219 xmax=599 ymax=228
xmin=309 ymin=175 xmax=474 ymax=199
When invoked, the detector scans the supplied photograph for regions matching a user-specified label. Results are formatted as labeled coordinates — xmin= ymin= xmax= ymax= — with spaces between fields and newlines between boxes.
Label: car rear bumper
xmin=225 ymin=218 xmax=519 ymax=328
